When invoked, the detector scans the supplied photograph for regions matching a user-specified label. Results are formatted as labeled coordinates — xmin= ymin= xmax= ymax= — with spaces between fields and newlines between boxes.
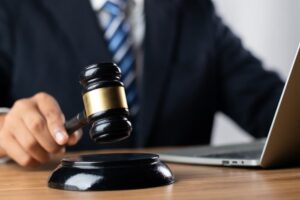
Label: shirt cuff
xmin=0 ymin=108 xmax=10 ymax=163
xmin=0 ymin=108 xmax=10 ymax=114
xmin=0 ymin=157 xmax=10 ymax=164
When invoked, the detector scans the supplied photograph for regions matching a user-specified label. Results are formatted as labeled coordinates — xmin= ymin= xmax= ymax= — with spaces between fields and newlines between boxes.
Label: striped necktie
xmin=99 ymin=0 xmax=139 ymax=117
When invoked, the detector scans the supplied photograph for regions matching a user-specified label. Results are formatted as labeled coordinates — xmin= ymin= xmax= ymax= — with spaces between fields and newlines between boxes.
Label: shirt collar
xmin=90 ymin=0 xmax=106 ymax=11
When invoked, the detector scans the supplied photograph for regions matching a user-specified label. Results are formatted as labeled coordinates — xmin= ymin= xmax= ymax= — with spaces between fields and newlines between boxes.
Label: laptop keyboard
xmin=198 ymin=149 xmax=262 ymax=159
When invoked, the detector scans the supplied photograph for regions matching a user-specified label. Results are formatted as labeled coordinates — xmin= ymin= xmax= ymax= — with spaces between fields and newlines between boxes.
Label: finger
xmin=0 ymin=131 xmax=39 ymax=167
xmin=11 ymin=118 xmax=50 ymax=163
xmin=34 ymin=93 xmax=68 ymax=145
xmin=21 ymin=102 xmax=63 ymax=154
xmin=68 ymin=129 xmax=83 ymax=146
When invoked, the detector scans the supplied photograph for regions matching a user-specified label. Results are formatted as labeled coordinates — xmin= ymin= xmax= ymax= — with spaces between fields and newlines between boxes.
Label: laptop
xmin=158 ymin=45 xmax=300 ymax=168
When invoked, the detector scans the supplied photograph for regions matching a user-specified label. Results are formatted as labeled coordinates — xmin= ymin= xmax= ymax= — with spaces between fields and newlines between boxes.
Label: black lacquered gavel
xmin=64 ymin=63 xmax=132 ymax=144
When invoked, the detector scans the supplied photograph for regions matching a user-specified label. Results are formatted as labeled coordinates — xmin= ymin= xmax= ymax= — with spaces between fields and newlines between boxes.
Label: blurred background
xmin=211 ymin=0 xmax=300 ymax=145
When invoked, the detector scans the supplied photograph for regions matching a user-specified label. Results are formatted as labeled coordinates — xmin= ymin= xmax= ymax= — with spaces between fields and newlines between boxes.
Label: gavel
xmin=64 ymin=63 xmax=132 ymax=143
xmin=48 ymin=62 xmax=175 ymax=191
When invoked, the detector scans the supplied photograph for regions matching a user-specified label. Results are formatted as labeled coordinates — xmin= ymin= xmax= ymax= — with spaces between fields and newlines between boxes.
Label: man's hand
xmin=0 ymin=92 xmax=82 ymax=167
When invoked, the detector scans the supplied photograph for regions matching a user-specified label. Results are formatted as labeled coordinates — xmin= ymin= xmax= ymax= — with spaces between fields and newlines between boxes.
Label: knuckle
xmin=34 ymin=92 xmax=50 ymax=101
xmin=27 ymin=117 xmax=45 ymax=132
xmin=13 ymin=99 xmax=30 ymax=109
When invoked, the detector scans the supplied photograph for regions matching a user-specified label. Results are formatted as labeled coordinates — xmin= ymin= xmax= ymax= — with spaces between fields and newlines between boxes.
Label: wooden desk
xmin=1 ymin=149 xmax=300 ymax=200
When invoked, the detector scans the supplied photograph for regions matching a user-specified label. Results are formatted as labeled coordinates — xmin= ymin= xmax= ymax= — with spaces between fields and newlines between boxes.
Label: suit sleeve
xmin=211 ymin=4 xmax=284 ymax=138
xmin=0 ymin=1 xmax=13 ymax=107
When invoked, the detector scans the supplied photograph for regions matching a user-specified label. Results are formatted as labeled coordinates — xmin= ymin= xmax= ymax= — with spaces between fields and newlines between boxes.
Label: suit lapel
xmin=136 ymin=0 xmax=178 ymax=147
xmin=39 ymin=0 xmax=112 ymax=66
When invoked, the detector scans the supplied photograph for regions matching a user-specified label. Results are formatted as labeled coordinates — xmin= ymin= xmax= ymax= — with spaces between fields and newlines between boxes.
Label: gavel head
xmin=79 ymin=63 xmax=132 ymax=143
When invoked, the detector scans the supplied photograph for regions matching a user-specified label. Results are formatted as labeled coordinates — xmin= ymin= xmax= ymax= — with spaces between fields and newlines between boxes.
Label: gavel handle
xmin=65 ymin=111 xmax=88 ymax=134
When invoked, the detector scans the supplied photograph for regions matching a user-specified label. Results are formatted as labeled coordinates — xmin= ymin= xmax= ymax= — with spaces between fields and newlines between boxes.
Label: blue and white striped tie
xmin=99 ymin=0 xmax=139 ymax=116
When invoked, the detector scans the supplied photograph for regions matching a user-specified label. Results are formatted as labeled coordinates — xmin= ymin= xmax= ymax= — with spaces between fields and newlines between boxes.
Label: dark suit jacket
xmin=0 ymin=0 xmax=284 ymax=150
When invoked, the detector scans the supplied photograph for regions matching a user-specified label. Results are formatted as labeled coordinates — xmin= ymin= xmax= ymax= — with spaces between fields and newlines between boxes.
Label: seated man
xmin=0 ymin=0 xmax=283 ymax=167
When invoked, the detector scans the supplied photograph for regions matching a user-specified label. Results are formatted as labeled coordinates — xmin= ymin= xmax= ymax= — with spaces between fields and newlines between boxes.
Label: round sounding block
xmin=48 ymin=153 xmax=175 ymax=191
